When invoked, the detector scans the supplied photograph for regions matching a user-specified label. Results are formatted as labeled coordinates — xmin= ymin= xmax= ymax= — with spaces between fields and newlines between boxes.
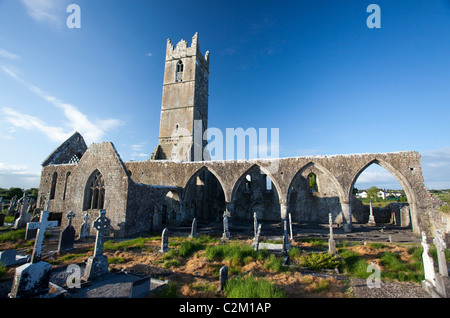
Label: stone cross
xmin=160 ymin=228 xmax=169 ymax=253
xmin=189 ymin=218 xmax=198 ymax=238
xmin=219 ymin=265 xmax=228 ymax=292
xmin=433 ymin=229 xmax=448 ymax=277
xmin=328 ymin=213 xmax=337 ymax=255
xmin=92 ymin=210 xmax=110 ymax=257
xmin=79 ymin=212 xmax=91 ymax=239
xmin=82 ymin=210 xmax=110 ymax=281
xmin=27 ymin=203 xmax=58 ymax=263
xmin=222 ymin=211 xmax=230 ymax=240
xmin=368 ymin=200 xmax=376 ymax=226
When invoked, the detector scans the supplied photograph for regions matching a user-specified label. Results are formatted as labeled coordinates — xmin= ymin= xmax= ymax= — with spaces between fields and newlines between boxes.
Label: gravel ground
xmin=349 ymin=278 xmax=431 ymax=298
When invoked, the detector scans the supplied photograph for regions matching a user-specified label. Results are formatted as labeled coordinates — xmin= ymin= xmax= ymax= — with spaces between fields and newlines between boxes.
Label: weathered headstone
xmin=288 ymin=213 xmax=294 ymax=241
xmin=82 ymin=210 xmax=110 ymax=282
xmin=328 ymin=213 xmax=337 ymax=255
xmin=9 ymin=203 xmax=58 ymax=298
xmin=368 ymin=200 xmax=376 ymax=226
xmin=282 ymin=219 xmax=290 ymax=253
xmin=58 ymin=211 xmax=76 ymax=252
xmin=253 ymin=212 xmax=258 ymax=239
xmin=79 ymin=212 xmax=91 ymax=239
xmin=0 ymin=249 xmax=29 ymax=266
xmin=159 ymin=228 xmax=169 ymax=253
xmin=6 ymin=195 xmax=17 ymax=215
xmin=14 ymin=194 xmax=31 ymax=229
xmin=421 ymin=231 xmax=447 ymax=298
xmin=219 ymin=265 xmax=228 ymax=292
xmin=222 ymin=211 xmax=230 ymax=240
xmin=0 ymin=213 xmax=5 ymax=227
xmin=433 ymin=229 xmax=448 ymax=277
xmin=252 ymin=223 xmax=262 ymax=251
xmin=189 ymin=218 xmax=197 ymax=238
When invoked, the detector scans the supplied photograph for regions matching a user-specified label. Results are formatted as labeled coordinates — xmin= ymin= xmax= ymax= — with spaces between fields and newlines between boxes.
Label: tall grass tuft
xmin=225 ymin=276 xmax=285 ymax=298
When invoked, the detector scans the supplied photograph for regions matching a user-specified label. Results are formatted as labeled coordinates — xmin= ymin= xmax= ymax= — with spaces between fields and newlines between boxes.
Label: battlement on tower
xmin=166 ymin=32 xmax=209 ymax=70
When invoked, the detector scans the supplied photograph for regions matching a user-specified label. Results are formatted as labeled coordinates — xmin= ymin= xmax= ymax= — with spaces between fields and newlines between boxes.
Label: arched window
xmin=176 ymin=60 xmax=184 ymax=82
xmin=308 ymin=173 xmax=317 ymax=193
xmin=50 ymin=172 xmax=58 ymax=200
xmin=84 ymin=170 xmax=105 ymax=210
xmin=63 ymin=171 xmax=71 ymax=200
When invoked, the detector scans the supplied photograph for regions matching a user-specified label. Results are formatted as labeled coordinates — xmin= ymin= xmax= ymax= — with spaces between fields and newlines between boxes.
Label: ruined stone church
xmin=37 ymin=33 xmax=447 ymax=239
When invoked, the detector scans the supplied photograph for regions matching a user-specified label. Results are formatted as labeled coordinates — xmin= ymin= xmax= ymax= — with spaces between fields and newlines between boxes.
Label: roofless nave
xmin=37 ymin=33 xmax=447 ymax=239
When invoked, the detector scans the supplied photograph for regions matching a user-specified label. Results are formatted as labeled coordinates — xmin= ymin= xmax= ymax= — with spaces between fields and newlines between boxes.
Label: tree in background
xmin=366 ymin=186 xmax=379 ymax=202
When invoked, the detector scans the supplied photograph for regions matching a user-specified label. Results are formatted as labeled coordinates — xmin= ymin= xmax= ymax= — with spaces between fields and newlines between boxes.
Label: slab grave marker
xmin=9 ymin=202 xmax=58 ymax=298
xmin=14 ymin=194 xmax=31 ymax=229
xmin=189 ymin=218 xmax=197 ymax=238
xmin=79 ymin=212 xmax=91 ymax=239
xmin=222 ymin=211 xmax=230 ymax=240
xmin=253 ymin=212 xmax=258 ymax=239
xmin=433 ymin=229 xmax=448 ymax=277
xmin=252 ymin=223 xmax=262 ymax=251
xmin=159 ymin=228 xmax=169 ymax=253
xmin=328 ymin=213 xmax=337 ymax=255
xmin=368 ymin=200 xmax=376 ymax=226
xmin=58 ymin=210 xmax=76 ymax=252
xmin=288 ymin=213 xmax=294 ymax=241
xmin=421 ymin=231 xmax=447 ymax=298
xmin=282 ymin=219 xmax=290 ymax=254
xmin=82 ymin=209 xmax=110 ymax=281
xmin=219 ymin=265 xmax=228 ymax=292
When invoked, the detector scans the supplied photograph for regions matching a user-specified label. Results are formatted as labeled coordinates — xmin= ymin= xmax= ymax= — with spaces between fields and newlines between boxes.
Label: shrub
xmin=297 ymin=252 xmax=340 ymax=271
xmin=225 ymin=276 xmax=285 ymax=298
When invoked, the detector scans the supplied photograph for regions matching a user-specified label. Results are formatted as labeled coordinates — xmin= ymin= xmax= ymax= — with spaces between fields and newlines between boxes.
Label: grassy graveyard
xmin=1 ymin=228 xmax=449 ymax=298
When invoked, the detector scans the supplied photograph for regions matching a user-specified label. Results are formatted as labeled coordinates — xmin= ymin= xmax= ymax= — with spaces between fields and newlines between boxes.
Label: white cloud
xmin=1 ymin=65 xmax=124 ymax=144
xmin=19 ymin=0 xmax=63 ymax=26
xmin=0 ymin=49 xmax=20 ymax=60
xmin=0 ymin=162 xmax=40 ymax=177
xmin=2 ymin=107 xmax=71 ymax=142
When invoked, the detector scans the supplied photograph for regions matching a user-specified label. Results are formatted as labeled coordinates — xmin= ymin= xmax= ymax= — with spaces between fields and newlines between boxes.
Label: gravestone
xmin=328 ymin=213 xmax=337 ymax=256
xmin=253 ymin=212 xmax=258 ymax=239
xmin=14 ymin=194 xmax=31 ymax=229
xmin=0 ymin=249 xmax=29 ymax=266
xmin=219 ymin=266 xmax=228 ymax=292
xmin=368 ymin=200 xmax=376 ymax=226
xmin=433 ymin=229 xmax=448 ymax=277
xmin=25 ymin=214 xmax=41 ymax=240
xmin=79 ymin=212 xmax=91 ymax=239
xmin=82 ymin=210 xmax=110 ymax=282
xmin=252 ymin=223 xmax=262 ymax=251
xmin=58 ymin=211 xmax=76 ymax=252
xmin=222 ymin=211 xmax=230 ymax=240
xmin=9 ymin=203 xmax=58 ymax=298
xmin=282 ymin=219 xmax=290 ymax=254
xmin=159 ymin=228 xmax=169 ymax=253
xmin=189 ymin=218 xmax=197 ymax=238
xmin=288 ymin=213 xmax=294 ymax=241
xmin=0 ymin=213 xmax=4 ymax=227
xmin=421 ymin=231 xmax=447 ymax=298
xmin=6 ymin=195 xmax=17 ymax=215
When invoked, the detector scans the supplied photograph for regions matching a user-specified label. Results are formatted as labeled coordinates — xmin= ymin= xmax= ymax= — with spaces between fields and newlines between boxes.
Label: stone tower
xmin=151 ymin=33 xmax=210 ymax=161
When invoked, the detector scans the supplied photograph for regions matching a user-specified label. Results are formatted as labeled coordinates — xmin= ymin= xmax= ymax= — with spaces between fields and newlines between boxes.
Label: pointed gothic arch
xmin=83 ymin=170 xmax=105 ymax=211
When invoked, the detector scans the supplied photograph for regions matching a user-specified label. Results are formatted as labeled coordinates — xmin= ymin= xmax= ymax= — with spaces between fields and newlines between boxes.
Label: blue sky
xmin=0 ymin=0 xmax=449 ymax=190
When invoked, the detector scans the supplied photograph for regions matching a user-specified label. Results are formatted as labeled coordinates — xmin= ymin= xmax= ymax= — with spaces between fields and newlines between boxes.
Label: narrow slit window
xmin=176 ymin=60 xmax=184 ymax=82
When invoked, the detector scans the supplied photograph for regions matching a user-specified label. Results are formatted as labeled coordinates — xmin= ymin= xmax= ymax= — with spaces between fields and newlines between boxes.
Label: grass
xmin=104 ymin=237 xmax=147 ymax=251
xmin=225 ymin=276 xmax=286 ymax=298
xmin=0 ymin=229 xmax=26 ymax=243
xmin=338 ymin=249 xmax=371 ymax=279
